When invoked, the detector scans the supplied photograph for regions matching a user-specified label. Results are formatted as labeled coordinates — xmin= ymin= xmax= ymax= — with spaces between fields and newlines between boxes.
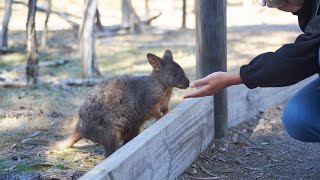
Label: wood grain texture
xmin=195 ymin=0 xmax=227 ymax=138
xmin=80 ymin=97 xmax=214 ymax=180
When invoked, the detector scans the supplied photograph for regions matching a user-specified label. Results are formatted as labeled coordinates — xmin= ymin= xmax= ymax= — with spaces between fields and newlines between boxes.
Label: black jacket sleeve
xmin=240 ymin=1 xmax=320 ymax=89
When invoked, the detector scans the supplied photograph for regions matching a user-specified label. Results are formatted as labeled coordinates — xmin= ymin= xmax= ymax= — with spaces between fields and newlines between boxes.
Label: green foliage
xmin=16 ymin=163 xmax=35 ymax=172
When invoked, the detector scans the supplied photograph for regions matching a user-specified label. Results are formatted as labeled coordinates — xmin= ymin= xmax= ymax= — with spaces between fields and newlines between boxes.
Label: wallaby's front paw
xmin=161 ymin=108 xmax=169 ymax=115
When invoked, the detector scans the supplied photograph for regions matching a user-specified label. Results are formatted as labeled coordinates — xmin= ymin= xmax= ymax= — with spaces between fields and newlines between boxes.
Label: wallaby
xmin=23 ymin=50 xmax=190 ymax=157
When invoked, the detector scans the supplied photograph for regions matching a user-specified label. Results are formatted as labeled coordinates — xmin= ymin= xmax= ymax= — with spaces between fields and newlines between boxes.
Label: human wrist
xmin=225 ymin=71 xmax=242 ymax=86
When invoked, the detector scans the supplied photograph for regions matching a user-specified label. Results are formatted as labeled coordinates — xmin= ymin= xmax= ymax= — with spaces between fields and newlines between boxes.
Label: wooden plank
xmin=228 ymin=75 xmax=317 ymax=127
xmin=80 ymin=96 xmax=214 ymax=180
xmin=196 ymin=0 xmax=227 ymax=138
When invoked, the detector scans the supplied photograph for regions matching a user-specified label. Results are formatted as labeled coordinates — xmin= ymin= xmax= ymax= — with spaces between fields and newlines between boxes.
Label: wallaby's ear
xmin=147 ymin=53 xmax=162 ymax=70
xmin=163 ymin=49 xmax=173 ymax=61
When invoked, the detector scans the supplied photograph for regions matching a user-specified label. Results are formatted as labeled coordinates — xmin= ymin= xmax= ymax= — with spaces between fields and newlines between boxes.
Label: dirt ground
xmin=180 ymin=105 xmax=320 ymax=180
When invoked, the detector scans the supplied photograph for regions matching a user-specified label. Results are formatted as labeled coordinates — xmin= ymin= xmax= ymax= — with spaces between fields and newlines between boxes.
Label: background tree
xmin=0 ymin=0 xmax=13 ymax=53
xmin=41 ymin=0 xmax=51 ymax=49
xmin=79 ymin=0 xmax=100 ymax=77
xmin=145 ymin=0 xmax=149 ymax=17
xmin=26 ymin=0 xmax=39 ymax=86
xmin=95 ymin=8 xmax=104 ymax=31
xmin=181 ymin=0 xmax=187 ymax=28
xmin=121 ymin=0 xmax=142 ymax=33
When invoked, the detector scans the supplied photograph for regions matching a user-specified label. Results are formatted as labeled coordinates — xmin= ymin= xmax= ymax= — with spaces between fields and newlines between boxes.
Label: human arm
xmin=183 ymin=71 xmax=242 ymax=98
xmin=241 ymin=0 xmax=320 ymax=88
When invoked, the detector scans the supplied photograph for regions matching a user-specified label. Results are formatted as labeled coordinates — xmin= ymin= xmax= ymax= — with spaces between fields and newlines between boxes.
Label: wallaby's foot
xmin=161 ymin=107 xmax=169 ymax=115
xmin=53 ymin=130 xmax=82 ymax=148
xmin=104 ymin=148 xmax=116 ymax=158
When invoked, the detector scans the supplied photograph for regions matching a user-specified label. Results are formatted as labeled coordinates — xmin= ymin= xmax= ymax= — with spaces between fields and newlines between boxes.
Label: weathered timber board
xmin=80 ymin=96 xmax=214 ymax=180
xmin=228 ymin=75 xmax=317 ymax=127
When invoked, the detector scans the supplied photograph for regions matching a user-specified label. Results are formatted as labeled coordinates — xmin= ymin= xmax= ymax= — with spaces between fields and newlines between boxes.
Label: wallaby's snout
xmin=178 ymin=76 xmax=190 ymax=89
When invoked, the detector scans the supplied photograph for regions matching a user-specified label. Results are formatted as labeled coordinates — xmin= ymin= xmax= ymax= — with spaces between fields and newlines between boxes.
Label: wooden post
xmin=196 ymin=0 xmax=227 ymax=138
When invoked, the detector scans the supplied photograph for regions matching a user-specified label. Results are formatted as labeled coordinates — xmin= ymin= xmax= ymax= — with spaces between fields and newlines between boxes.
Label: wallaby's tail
xmin=53 ymin=130 xmax=82 ymax=148
xmin=21 ymin=130 xmax=82 ymax=148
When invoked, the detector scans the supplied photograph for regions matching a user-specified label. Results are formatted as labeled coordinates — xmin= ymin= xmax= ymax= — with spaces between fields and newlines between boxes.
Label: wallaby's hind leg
xmin=102 ymin=129 xmax=122 ymax=157
xmin=53 ymin=130 xmax=82 ymax=148
xmin=123 ymin=128 xmax=140 ymax=145
xmin=86 ymin=126 xmax=122 ymax=157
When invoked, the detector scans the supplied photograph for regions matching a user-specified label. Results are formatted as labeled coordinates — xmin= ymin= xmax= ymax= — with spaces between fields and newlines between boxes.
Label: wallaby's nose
xmin=184 ymin=78 xmax=190 ymax=88
xmin=178 ymin=78 xmax=190 ymax=89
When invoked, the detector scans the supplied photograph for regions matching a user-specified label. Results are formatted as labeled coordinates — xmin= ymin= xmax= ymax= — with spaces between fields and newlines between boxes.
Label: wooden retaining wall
xmin=80 ymin=75 xmax=317 ymax=180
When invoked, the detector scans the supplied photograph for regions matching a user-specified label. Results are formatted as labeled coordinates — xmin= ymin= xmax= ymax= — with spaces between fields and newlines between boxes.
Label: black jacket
xmin=240 ymin=0 xmax=320 ymax=89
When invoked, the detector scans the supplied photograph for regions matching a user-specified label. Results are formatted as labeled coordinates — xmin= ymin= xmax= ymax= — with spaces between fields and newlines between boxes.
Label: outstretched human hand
xmin=183 ymin=71 xmax=242 ymax=99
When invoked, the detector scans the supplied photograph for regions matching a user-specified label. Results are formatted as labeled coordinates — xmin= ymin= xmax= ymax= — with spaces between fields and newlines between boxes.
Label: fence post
xmin=196 ymin=0 xmax=227 ymax=138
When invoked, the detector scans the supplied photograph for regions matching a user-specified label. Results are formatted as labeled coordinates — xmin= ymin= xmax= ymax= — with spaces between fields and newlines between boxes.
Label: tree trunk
xmin=0 ymin=0 xmax=13 ymax=52
xmin=181 ymin=0 xmax=187 ymax=28
xmin=26 ymin=0 xmax=39 ymax=86
xmin=95 ymin=8 xmax=104 ymax=31
xmin=145 ymin=0 xmax=149 ymax=17
xmin=121 ymin=0 xmax=142 ymax=33
xmin=41 ymin=0 xmax=51 ymax=49
xmin=79 ymin=0 xmax=100 ymax=78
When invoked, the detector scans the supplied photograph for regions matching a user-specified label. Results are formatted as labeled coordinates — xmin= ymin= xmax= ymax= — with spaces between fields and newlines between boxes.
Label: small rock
xmin=18 ymin=91 xmax=27 ymax=99
xmin=231 ymin=134 xmax=239 ymax=144
xmin=211 ymin=143 xmax=216 ymax=149
xmin=219 ymin=143 xmax=228 ymax=152
xmin=241 ymin=129 xmax=248 ymax=134
xmin=47 ymin=111 xmax=64 ymax=118
xmin=29 ymin=131 xmax=41 ymax=138
xmin=260 ymin=142 xmax=269 ymax=145
xmin=191 ymin=168 xmax=197 ymax=174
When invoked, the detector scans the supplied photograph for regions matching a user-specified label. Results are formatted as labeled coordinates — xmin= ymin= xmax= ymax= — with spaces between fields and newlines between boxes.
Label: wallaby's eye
xmin=171 ymin=73 xmax=177 ymax=77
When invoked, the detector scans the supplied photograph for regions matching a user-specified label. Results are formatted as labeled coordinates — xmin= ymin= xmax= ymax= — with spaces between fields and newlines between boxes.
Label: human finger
xmin=189 ymin=78 xmax=209 ymax=88
xmin=183 ymin=86 xmax=211 ymax=99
